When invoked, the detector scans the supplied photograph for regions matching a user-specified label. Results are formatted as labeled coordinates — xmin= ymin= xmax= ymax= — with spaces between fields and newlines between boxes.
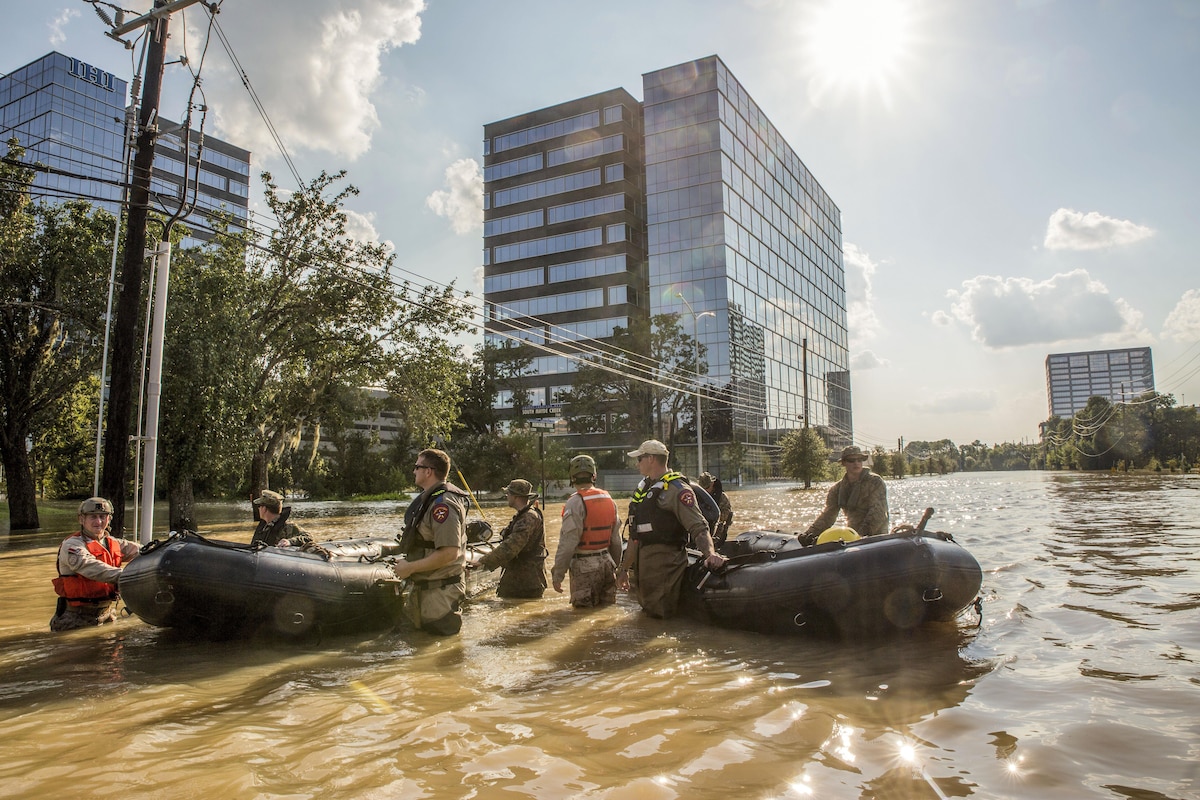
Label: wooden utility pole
xmin=98 ymin=0 xmax=204 ymax=535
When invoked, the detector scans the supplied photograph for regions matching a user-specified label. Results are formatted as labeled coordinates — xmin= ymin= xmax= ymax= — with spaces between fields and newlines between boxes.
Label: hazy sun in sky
xmin=801 ymin=0 xmax=916 ymax=107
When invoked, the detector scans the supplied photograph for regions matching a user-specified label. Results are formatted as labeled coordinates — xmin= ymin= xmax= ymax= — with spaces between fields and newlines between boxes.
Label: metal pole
xmin=138 ymin=241 xmax=171 ymax=543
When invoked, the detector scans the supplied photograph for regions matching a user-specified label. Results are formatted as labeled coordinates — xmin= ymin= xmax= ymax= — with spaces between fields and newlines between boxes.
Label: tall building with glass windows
xmin=1045 ymin=347 xmax=1155 ymax=419
xmin=482 ymin=88 xmax=647 ymax=436
xmin=483 ymin=56 xmax=850 ymax=478
xmin=1 ymin=51 xmax=250 ymax=246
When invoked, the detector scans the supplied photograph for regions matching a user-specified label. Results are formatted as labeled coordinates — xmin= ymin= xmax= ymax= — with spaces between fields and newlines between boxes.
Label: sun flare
xmin=801 ymin=0 xmax=916 ymax=106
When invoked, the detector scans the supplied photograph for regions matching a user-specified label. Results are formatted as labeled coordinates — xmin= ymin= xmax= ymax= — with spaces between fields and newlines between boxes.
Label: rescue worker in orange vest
xmin=50 ymin=497 xmax=141 ymax=632
xmin=552 ymin=455 xmax=624 ymax=607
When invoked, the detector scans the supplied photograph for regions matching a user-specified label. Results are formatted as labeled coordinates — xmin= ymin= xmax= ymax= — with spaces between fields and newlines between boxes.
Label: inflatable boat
xmin=118 ymin=528 xmax=498 ymax=639
xmin=682 ymin=524 xmax=982 ymax=638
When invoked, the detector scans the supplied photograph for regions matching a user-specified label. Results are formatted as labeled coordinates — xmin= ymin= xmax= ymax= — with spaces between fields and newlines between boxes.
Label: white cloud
xmin=342 ymin=208 xmax=394 ymax=255
xmin=426 ymin=158 xmax=483 ymax=235
xmin=1162 ymin=289 xmax=1200 ymax=342
xmin=181 ymin=0 xmax=426 ymax=161
xmin=1043 ymin=208 xmax=1154 ymax=250
xmin=851 ymin=350 xmax=888 ymax=370
xmin=843 ymin=242 xmax=882 ymax=347
xmin=941 ymin=269 xmax=1147 ymax=348
xmin=49 ymin=8 xmax=79 ymax=45
xmin=910 ymin=389 xmax=997 ymax=415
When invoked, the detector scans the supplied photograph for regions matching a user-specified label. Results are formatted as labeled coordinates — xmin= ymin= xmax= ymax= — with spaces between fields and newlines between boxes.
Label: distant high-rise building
xmin=1045 ymin=346 xmax=1155 ymax=418
xmin=1 ymin=51 xmax=250 ymax=246
xmin=482 ymin=55 xmax=849 ymax=477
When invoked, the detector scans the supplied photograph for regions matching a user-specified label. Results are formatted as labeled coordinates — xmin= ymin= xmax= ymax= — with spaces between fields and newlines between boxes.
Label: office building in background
xmin=483 ymin=55 xmax=849 ymax=478
xmin=0 ymin=51 xmax=250 ymax=246
xmin=1045 ymin=346 xmax=1155 ymax=419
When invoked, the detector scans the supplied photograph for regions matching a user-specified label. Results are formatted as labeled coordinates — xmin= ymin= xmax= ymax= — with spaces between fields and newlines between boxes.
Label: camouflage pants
xmin=632 ymin=544 xmax=687 ymax=619
xmin=50 ymin=600 xmax=116 ymax=632
xmin=404 ymin=577 xmax=465 ymax=636
xmin=568 ymin=552 xmax=617 ymax=608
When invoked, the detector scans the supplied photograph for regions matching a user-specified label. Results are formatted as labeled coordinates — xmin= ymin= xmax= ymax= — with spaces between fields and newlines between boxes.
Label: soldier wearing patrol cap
xmin=251 ymin=489 xmax=313 ymax=548
xmin=50 ymin=497 xmax=142 ymax=631
xmin=551 ymin=454 xmax=623 ymax=608
xmin=617 ymin=440 xmax=726 ymax=618
xmin=475 ymin=478 xmax=547 ymax=598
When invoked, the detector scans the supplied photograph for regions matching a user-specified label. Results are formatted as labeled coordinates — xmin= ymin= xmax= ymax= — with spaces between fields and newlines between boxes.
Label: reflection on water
xmin=2 ymin=471 xmax=1198 ymax=798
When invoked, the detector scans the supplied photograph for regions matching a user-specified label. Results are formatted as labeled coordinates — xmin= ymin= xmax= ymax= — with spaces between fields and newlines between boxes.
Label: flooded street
xmin=2 ymin=471 xmax=1198 ymax=799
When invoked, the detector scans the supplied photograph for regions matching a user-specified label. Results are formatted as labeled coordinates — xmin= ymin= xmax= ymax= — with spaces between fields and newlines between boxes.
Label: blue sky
xmin=5 ymin=0 xmax=1199 ymax=448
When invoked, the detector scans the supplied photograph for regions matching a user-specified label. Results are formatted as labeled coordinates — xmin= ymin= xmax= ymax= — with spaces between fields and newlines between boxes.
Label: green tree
xmin=242 ymin=170 xmax=472 ymax=495
xmin=557 ymin=313 xmax=698 ymax=444
xmin=780 ymin=428 xmax=829 ymax=486
xmin=0 ymin=140 xmax=113 ymax=527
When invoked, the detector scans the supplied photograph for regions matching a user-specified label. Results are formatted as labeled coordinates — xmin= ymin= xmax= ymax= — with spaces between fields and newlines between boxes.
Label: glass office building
xmin=483 ymin=56 xmax=851 ymax=477
xmin=1045 ymin=347 xmax=1155 ymax=419
xmin=1 ymin=51 xmax=250 ymax=246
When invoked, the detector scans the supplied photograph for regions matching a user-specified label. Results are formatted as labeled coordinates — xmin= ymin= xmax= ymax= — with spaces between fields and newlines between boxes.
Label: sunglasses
xmin=413 ymin=464 xmax=433 ymax=471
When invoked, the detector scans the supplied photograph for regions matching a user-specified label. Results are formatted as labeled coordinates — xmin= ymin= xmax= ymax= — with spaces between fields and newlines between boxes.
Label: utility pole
xmin=801 ymin=337 xmax=810 ymax=489
xmin=98 ymin=0 xmax=204 ymax=536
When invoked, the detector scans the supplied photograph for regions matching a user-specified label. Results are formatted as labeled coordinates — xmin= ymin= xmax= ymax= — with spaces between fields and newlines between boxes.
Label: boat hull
xmin=682 ymin=529 xmax=983 ymax=637
xmin=118 ymin=531 xmax=495 ymax=638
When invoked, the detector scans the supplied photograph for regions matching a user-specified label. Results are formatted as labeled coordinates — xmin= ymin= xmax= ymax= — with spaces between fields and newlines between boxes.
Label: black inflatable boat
xmin=682 ymin=527 xmax=982 ymax=637
xmin=118 ymin=530 xmax=498 ymax=638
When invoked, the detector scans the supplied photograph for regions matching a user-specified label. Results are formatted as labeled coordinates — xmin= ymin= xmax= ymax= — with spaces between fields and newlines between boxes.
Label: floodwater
xmin=1 ymin=471 xmax=1197 ymax=799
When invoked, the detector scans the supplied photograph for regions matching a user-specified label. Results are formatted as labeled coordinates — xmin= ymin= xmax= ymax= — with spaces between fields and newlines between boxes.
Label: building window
xmin=547 ymin=134 xmax=624 ymax=167
xmin=493 ymin=110 xmax=600 ymax=153
xmin=605 ymin=163 xmax=625 ymax=183
xmin=484 ymin=208 xmax=544 ymax=238
xmin=484 ymin=152 xmax=543 ymax=182
xmin=493 ymin=168 xmax=602 ymax=208
xmin=547 ymin=193 xmax=623 ymax=225
xmin=493 ymin=228 xmax=603 ymax=264
xmin=603 ymin=105 xmax=624 ymax=125
xmin=485 ymin=266 xmax=544 ymax=293
xmin=606 ymin=223 xmax=626 ymax=243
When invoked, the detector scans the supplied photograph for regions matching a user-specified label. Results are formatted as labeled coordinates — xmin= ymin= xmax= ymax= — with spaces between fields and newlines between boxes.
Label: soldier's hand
xmin=553 ymin=581 xmax=563 ymax=593
xmin=703 ymin=553 xmax=726 ymax=570
xmin=616 ymin=568 xmax=630 ymax=591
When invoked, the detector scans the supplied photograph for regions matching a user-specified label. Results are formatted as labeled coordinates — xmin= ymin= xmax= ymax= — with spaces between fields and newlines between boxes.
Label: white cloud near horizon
xmin=940 ymin=269 xmax=1148 ymax=348
xmin=843 ymin=242 xmax=882 ymax=349
xmin=342 ymin=208 xmax=395 ymax=254
xmin=1043 ymin=208 xmax=1154 ymax=250
xmin=426 ymin=158 xmax=483 ymax=234
xmin=48 ymin=8 xmax=78 ymax=45
xmin=851 ymin=349 xmax=889 ymax=370
xmin=909 ymin=388 xmax=998 ymax=415
xmin=180 ymin=0 xmax=425 ymax=161
xmin=1162 ymin=289 xmax=1200 ymax=342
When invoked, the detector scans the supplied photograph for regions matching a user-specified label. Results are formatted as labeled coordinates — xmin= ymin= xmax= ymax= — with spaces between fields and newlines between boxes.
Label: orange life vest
xmin=572 ymin=487 xmax=618 ymax=551
xmin=52 ymin=534 xmax=122 ymax=606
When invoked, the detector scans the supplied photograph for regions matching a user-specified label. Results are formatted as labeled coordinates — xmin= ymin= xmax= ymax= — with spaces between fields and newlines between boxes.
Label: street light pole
xmin=676 ymin=293 xmax=715 ymax=476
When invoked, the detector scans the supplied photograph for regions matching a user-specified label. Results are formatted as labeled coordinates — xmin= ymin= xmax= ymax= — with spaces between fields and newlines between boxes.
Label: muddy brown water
xmin=1 ymin=471 xmax=1197 ymax=798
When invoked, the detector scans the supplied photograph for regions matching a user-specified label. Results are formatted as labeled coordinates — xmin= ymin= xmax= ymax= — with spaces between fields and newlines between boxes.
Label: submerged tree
xmin=0 ymin=140 xmax=113 ymax=527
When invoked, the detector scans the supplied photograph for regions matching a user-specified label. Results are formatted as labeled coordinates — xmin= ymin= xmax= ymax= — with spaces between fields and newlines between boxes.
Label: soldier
xmin=50 ymin=497 xmax=141 ymax=631
xmin=250 ymin=489 xmax=313 ymax=547
xmin=617 ymin=440 xmax=726 ymax=618
xmin=392 ymin=448 xmax=469 ymax=635
xmin=798 ymin=445 xmax=889 ymax=544
xmin=475 ymin=479 xmax=547 ymax=598
xmin=551 ymin=455 xmax=623 ymax=608
xmin=697 ymin=472 xmax=734 ymax=547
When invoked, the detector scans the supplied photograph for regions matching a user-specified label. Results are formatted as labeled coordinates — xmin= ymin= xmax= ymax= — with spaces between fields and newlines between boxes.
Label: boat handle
xmin=923 ymin=587 xmax=943 ymax=602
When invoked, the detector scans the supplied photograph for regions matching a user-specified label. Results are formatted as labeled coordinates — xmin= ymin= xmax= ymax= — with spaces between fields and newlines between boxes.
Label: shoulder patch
xmin=432 ymin=504 xmax=450 ymax=523
xmin=678 ymin=489 xmax=696 ymax=507
xmin=561 ymin=508 xmax=572 ymax=518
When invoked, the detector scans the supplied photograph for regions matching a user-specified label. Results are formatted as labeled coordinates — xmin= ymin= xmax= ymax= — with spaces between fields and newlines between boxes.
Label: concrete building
xmin=482 ymin=55 xmax=850 ymax=478
xmin=1045 ymin=346 xmax=1155 ymax=418
xmin=1 ymin=51 xmax=250 ymax=246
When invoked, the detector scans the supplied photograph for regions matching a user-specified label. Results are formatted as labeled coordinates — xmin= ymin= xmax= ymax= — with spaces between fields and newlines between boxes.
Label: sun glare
xmin=801 ymin=0 xmax=916 ymax=106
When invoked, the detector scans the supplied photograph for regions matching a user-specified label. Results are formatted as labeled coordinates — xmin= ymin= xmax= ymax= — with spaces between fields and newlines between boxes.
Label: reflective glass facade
xmin=644 ymin=56 xmax=851 ymax=474
xmin=1 ymin=52 xmax=250 ymax=246
xmin=1045 ymin=347 xmax=1155 ymax=418
xmin=483 ymin=57 xmax=851 ymax=471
